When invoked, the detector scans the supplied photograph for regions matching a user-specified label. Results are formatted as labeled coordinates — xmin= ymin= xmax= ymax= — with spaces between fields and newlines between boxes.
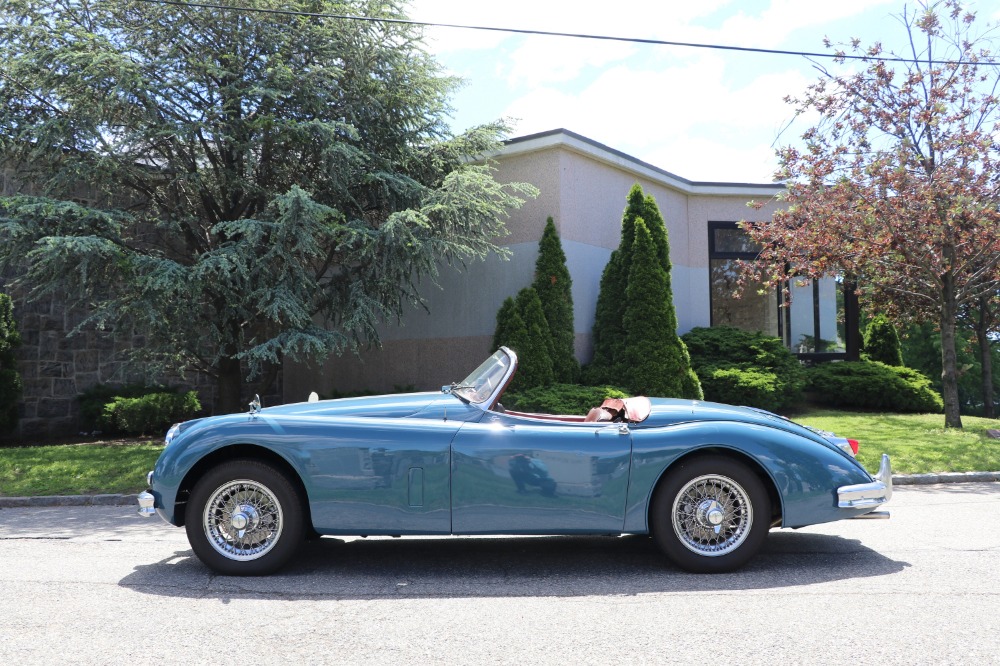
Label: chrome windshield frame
xmin=451 ymin=347 xmax=518 ymax=411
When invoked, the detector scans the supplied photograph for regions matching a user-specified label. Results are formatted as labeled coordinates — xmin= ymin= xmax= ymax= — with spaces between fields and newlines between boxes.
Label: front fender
xmin=150 ymin=414 xmax=310 ymax=525
xmin=623 ymin=421 xmax=876 ymax=533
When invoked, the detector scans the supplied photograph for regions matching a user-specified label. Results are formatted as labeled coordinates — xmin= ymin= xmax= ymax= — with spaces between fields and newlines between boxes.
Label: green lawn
xmin=794 ymin=410 xmax=1000 ymax=475
xmin=0 ymin=440 xmax=163 ymax=497
xmin=1 ymin=410 xmax=998 ymax=497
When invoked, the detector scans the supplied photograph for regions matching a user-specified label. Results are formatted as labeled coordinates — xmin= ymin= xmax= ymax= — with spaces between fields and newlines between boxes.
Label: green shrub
xmin=0 ymin=293 xmax=22 ymax=434
xmin=863 ymin=314 xmax=904 ymax=366
xmin=533 ymin=217 xmax=579 ymax=383
xmin=78 ymin=383 xmax=154 ymax=431
xmin=102 ymin=390 xmax=201 ymax=435
xmin=80 ymin=384 xmax=202 ymax=434
xmin=806 ymin=361 xmax=943 ymax=413
xmin=697 ymin=366 xmax=788 ymax=412
xmin=504 ymin=383 xmax=630 ymax=416
xmin=620 ymin=218 xmax=702 ymax=399
xmin=590 ymin=184 xmax=676 ymax=382
xmin=682 ymin=326 xmax=805 ymax=410
xmin=493 ymin=288 xmax=554 ymax=391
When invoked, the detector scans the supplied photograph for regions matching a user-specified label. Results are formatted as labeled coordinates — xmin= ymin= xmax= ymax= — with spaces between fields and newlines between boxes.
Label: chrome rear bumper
xmin=838 ymin=453 xmax=893 ymax=509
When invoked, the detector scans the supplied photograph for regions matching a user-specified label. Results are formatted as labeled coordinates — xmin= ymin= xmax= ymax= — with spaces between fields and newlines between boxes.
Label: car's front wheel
xmin=185 ymin=459 xmax=305 ymax=576
xmin=651 ymin=455 xmax=771 ymax=573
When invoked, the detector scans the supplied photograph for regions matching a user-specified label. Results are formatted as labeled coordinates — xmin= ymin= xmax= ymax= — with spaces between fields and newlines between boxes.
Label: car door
xmin=304 ymin=417 xmax=460 ymax=535
xmin=450 ymin=415 xmax=632 ymax=534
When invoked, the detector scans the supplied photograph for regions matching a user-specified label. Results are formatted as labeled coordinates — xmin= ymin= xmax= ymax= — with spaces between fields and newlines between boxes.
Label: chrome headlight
xmin=164 ymin=422 xmax=182 ymax=447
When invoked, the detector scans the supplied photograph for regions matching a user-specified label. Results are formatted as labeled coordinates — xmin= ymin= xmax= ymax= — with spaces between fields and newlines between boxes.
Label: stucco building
xmin=283 ymin=129 xmax=855 ymax=402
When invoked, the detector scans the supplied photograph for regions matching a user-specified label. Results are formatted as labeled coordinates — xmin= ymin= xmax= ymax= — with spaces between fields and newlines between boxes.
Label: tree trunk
xmin=940 ymin=275 xmax=963 ymax=428
xmin=216 ymin=355 xmax=244 ymax=415
xmin=976 ymin=295 xmax=995 ymax=420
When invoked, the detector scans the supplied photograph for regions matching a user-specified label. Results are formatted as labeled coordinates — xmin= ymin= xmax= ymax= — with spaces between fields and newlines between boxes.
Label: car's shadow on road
xmin=119 ymin=530 xmax=908 ymax=600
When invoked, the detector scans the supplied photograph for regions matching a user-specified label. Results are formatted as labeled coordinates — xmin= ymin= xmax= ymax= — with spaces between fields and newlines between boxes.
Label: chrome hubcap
xmin=203 ymin=480 xmax=283 ymax=562
xmin=672 ymin=474 xmax=753 ymax=557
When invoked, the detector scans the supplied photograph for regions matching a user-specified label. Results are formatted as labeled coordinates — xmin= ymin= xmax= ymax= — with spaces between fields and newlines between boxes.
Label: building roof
xmin=501 ymin=128 xmax=786 ymax=198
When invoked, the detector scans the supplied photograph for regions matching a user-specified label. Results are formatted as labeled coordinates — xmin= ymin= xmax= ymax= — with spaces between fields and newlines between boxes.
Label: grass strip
xmin=795 ymin=410 xmax=1000 ymax=474
xmin=0 ymin=440 xmax=163 ymax=497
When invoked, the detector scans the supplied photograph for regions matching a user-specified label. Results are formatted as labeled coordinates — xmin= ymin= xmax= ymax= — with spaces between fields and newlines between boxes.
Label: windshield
xmin=452 ymin=349 xmax=513 ymax=404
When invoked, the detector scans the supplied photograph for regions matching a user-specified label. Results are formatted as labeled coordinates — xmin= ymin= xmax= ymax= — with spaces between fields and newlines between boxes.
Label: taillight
xmin=847 ymin=439 xmax=860 ymax=455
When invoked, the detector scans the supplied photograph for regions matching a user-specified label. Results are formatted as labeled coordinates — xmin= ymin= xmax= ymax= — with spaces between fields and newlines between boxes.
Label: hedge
xmin=682 ymin=326 xmax=805 ymax=410
xmin=806 ymin=361 xmax=943 ymax=413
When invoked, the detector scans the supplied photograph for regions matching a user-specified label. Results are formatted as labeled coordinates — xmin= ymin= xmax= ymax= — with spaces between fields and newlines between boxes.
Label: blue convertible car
xmin=138 ymin=347 xmax=892 ymax=575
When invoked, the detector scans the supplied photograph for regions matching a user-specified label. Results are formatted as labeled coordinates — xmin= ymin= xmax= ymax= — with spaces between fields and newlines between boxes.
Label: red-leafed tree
xmin=744 ymin=0 xmax=1000 ymax=428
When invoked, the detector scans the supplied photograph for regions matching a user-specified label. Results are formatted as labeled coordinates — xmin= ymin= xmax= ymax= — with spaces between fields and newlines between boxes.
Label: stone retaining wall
xmin=6 ymin=293 xmax=220 ymax=440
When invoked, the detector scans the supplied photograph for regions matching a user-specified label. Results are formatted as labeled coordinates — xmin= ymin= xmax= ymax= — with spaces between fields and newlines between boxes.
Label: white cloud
xmin=501 ymin=36 xmax=636 ymax=87
xmin=500 ymin=55 xmax=815 ymax=181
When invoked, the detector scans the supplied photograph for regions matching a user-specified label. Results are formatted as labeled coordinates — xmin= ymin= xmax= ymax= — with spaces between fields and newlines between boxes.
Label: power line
xmin=127 ymin=0 xmax=999 ymax=67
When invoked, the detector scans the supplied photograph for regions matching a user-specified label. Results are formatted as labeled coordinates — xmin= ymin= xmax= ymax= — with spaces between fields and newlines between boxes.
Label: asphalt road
xmin=1 ymin=483 xmax=998 ymax=665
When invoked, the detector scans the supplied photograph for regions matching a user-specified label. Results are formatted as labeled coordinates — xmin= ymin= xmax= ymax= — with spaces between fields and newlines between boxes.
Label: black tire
xmin=185 ymin=459 xmax=305 ymax=576
xmin=651 ymin=455 xmax=771 ymax=573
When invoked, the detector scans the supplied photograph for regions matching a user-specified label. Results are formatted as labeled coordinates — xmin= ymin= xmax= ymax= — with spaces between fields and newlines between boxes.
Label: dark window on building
xmin=708 ymin=222 xmax=859 ymax=360
xmin=708 ymin=222 xmax=780 ymax=337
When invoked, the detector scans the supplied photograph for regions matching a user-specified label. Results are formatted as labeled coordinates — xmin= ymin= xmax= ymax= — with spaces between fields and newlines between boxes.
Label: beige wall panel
xmin=491 ymin=150 xmax=562 ymax=246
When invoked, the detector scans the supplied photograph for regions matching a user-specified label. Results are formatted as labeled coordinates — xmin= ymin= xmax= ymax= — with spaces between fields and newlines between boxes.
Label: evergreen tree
xmin=532 ymin=217 xmax=579 ymax=383
xmin=492 ymin=297 xmax=519 ymax=351
xmin=590 ymin=185 xmax=647 ymax=375
xmin=0 ymin=293 xmax=23 ymax=433
xmin=513 ymin=288 xmax=555 ymax=390
xmin=589 ymin=183 xmax=676 ymax=384
xmin=491 ymin=288 xmax=554 ymax=391
xmin=621 ymin=220 xmax=702 ymax=398
xmin=0 ymin=0 xmax=535 ymax=412
xmin=864 ymin=314 xmax=904 ymax=367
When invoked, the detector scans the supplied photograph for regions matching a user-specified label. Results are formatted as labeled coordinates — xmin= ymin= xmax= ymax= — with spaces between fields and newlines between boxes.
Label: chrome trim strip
xmin=838 ymin=454 xmax=893 ymax=509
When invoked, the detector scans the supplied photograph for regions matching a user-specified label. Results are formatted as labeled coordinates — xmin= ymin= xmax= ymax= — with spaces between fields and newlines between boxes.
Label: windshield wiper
xmin=446 ymin=382 xmax=475 ymax=403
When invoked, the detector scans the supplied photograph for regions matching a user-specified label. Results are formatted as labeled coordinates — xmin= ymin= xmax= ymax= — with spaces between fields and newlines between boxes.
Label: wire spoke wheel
xmin=203 ymin=479 xmax=284 ymax=561
xmin=671 ymin=474 xmax=753 ymax=557
xmin=186 ymin=459 xmax=305 ymax=575
xmin=652 ymin=456 xmax=771 ymax=573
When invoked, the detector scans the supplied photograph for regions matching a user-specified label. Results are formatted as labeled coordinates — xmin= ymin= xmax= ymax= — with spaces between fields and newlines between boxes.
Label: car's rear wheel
xmin=185 ymin=459 xmax=305 ymax=576
xmin=651 ymin=455 xmax=770 ymax=573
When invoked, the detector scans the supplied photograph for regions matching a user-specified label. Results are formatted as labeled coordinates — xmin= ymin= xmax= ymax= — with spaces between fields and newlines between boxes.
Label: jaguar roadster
xmin=137 ymin=347 xmax=892 ymax=575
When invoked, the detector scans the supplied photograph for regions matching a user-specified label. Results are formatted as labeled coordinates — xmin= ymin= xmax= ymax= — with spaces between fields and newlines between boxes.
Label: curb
xmin=892 ymin=471 xmax=1000 ymax=485
xmin=2 ymin=473 xmax=1000 ymax=508
xmin=0 ymin=494 xmax=139 ymax=509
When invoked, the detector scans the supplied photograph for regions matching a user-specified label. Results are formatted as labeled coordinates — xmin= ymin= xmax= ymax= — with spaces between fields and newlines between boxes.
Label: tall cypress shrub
xmin=532 ymin=217 xmax=579 ymax=383
xmin=492 ymin=297 xmax=519 ymax=351
xmin=864 ymin=314 xmax=904 ymax=367
xmin=590 ymin=185 xmax=646 ymax=376
xmin=513 ymin=288 xmax=555 ymax=390
xmin=0 ymin=293 xmax=23 ymax=433
xmin=492 ymin=288 xmax=554 ymax=391
xmin=621 ymin=220 xmax=702 ymax=398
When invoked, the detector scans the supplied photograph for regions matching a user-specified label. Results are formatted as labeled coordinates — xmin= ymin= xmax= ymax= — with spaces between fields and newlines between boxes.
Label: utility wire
xmin=128 ymin=0 xmax=999 ymax=67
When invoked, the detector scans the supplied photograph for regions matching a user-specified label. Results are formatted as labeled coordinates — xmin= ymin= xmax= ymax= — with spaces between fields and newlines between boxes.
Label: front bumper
xmin=838 ymin=453 xmax=893 ymax=509
xmin=137 ymin=470 xmax=156 ymax=517
xmin=137 ymin=490 xmax=156 ymax=517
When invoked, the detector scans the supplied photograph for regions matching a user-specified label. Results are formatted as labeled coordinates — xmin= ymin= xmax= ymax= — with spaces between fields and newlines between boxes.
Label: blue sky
xmin=406 ymin=0 xmax=1000 ymax=183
